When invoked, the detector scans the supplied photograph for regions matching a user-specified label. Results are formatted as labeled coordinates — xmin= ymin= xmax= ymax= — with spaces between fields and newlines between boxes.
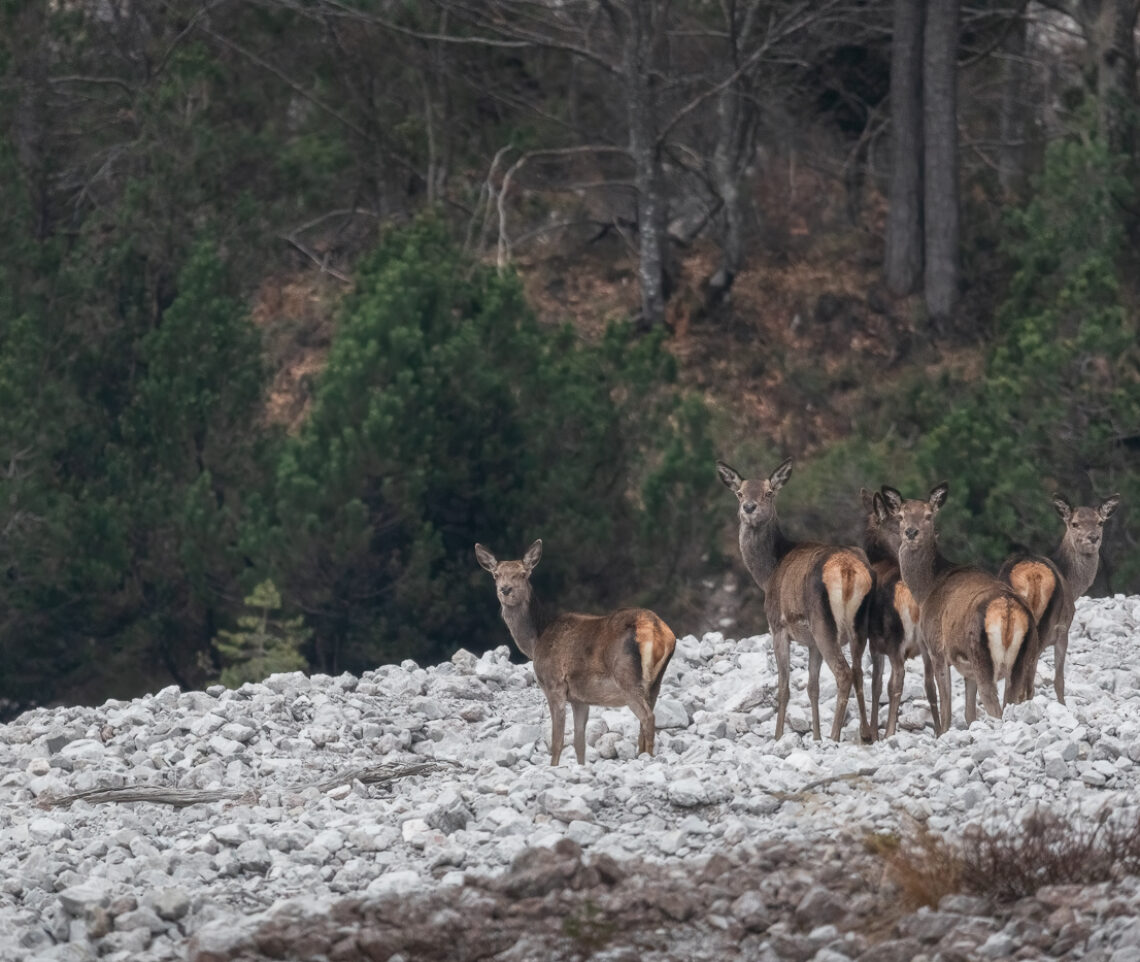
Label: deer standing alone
xmin=860 ymin=488 xmax=936 ymax=738
xmin=999 ymin=493 xmax=1120 ymax=704
xmin=474 ymin=540 xmax=676 ymax=765
xmin=885 ymin=483 xmax=1039 ymax=734
xmin=717 ymin=459 xmax=873 ymax=742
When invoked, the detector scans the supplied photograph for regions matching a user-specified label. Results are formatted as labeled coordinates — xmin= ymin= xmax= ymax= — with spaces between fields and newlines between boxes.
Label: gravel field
xmin=2 ymin=595 xmax=1140 ymax=961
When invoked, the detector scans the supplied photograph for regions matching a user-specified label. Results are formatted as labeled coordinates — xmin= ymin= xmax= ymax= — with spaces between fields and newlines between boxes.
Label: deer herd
xmin=476 ymin=459 xmax=1120 ymax=765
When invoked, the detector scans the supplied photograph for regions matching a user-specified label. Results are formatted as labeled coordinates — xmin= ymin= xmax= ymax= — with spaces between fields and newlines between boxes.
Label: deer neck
xmin=1052 ymin=538 xmax=1099 ymax=597
xmin=498 ymin=591 xmax=550 ymax=661
xmin=863 ymin=528 xmax=896 ymax=567
xmin=898 ymin=537 xmax=951 ymax=607
xmin=739 ymin=519 xmax=793 ymax=591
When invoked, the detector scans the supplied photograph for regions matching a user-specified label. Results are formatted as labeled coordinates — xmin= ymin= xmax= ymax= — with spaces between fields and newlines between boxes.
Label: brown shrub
xmin=871 ymin=806 xmax=1140 ymax=909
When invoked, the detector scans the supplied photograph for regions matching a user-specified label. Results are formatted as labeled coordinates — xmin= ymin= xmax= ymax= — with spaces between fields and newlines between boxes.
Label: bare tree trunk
xmin=712 ymin=86 xmax=745 ymax=289
xmin=1080 ymin=0 xmax=1140 ymax=158
xmin=922 ymin=0 xmax=959 ymax=325
xmin=885 ymin=0 xmax=925 ymax=296
xmin=12 ymin=3 xmax=50 ymax=240
xmin=998 ymin=12 xmax=1029 ymax=197
xmin=624 ymin=1 xmax=668 ymax=328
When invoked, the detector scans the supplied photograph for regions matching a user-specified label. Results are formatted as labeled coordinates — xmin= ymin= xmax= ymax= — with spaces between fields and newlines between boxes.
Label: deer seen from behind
xmin=860 ymin=488 xmax=936 ymax=738
xmin=999 ymin=493 xmax=1120 ymax=704
xmin=474 ymin=540 xmax=676 ymax=765
xmin=717 ymin=459 xmax=873 ymax=742
xmin=885 ymin=483 xmax=1039 ymax=735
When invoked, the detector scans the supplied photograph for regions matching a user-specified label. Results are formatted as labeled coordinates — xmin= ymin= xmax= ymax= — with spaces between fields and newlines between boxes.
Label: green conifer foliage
xmin=213 ymin=580 xmax=309 ymax=688
xmin=261 ymin=217 xmax=717 ymax=674
xmin=917 ymin=139 xmax=1139 ymax=580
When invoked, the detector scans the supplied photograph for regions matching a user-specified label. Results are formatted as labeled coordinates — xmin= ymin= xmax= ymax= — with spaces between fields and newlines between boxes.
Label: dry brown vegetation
xmin=870 ymin=806 xmax=1140 ymax=910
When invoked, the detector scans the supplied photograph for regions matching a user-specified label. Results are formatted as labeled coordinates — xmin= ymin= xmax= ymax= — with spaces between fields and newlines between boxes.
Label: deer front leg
xmin=807 ymin=644 xmax=823 ymax=741
xmin=870 ymin=651 xmax=884 ymax=739
xmin=886 ymin=654 xmax=905 ymax=738
xmin=772 ymin=628 xmax=792 ymax=740
xmin=571 ymin=701 xmax=590 ymax=765
xmin=546 ymin=689 xmax=567 ymax=766
xmin=920 ymin=646 xmax=942 ymax=736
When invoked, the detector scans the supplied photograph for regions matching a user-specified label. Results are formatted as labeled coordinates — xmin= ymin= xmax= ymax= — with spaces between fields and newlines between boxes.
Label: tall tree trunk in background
xmin=1079 ymin=0 xmax=1140 ymax=159
xmin=623 ymin=1 xmax=668 ymax=328
xmin=885 ymin=0 xmax=925 ymax=296
xmin=11 ymin=3 xmax=50 ymax=239
xmin=712 ymin=85 xmax=746 ymax=293
xmin=998 ymin=12 xmax=1029 ymax=197
xmin=922 ymin=0 xmax=960 ymax=325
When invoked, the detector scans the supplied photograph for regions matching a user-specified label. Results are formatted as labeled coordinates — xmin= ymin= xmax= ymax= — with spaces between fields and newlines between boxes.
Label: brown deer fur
xmin=717 ymin=459 xmax=873 ymax=742
xmin=860 ymin=488 xmax=934 ymax=738
xmin=885 ymin=483 xmax=1039 ymax=735
xmin=474 ymin=540 xmax=676 ymax=765
xmin=999 ymin=494 xmax=1120 ymax=704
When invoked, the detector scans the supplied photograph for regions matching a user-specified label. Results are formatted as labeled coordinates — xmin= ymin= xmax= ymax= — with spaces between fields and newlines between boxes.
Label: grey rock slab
xmin=58 ymin=880 xmax=113 ymax=916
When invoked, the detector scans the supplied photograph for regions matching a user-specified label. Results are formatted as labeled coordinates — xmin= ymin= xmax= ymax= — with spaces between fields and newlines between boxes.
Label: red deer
xmin=717 ymin=459 xmax=873 ymax=742
xmin=474 ymin=540 xmax=676 ymax=764
xmin=860 ymin=488 xmax=936 ymax=738
xmin=884 ymin=483 xmax=1038 ymax=734
xmin=999 ymin=493 xmax=1120 ymax=704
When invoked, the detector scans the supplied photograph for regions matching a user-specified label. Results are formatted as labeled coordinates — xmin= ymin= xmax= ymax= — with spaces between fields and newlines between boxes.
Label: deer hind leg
xmin=1054 ymin=630 xmax=1068 ymax=705
xmin=571 ymin=701 xmax=590 ymax=765
xmin=870 ymin=651 xmax=884 ymax=739
xmin=807 ymin=645 xmax=823 ymax=741
xmin=935 ymin=662 xmax=953 ymax=735
xmin=625 ymin=690 xmax=657 ymax=757
xmin=814 ymin=633 xmax=853 ymax=743
xmin=772 ymin=628 xmax=792 ymax=740
xmin=847 ymin=629 xmax=872 ymax=743
xmin=886 ymin=653 xmax=905 ymax=738
xmin=976 ymin=676 xmax=1002 ymax=718
xmin=964 ymin=678 xmax=978 ymax=725
xmin=546 ymin=689 xmax=567 ymax=766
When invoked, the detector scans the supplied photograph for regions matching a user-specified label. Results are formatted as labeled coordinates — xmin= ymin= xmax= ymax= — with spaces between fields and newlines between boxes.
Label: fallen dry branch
xmin=762 ymin=766 xmax=880 ymax=802
xmin=40 ymin=786 xmax=250 ymax=810
xmin=315 ymin=759 xmax=461 ymax=792
xmin=39 ymin=758 xmax=462 ymax=810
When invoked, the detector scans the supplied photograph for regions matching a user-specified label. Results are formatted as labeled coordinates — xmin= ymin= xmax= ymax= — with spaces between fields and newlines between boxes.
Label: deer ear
xmin=1052 ymin=495 xmax=1072 ymax=523
xmin=716 ymin=460 xmax=743 ymax=492
xmin=880 ymin=486 xmax=903 ymax=514
xmin=872 ymin=491 xmax=890 ymax=523
xmin=1098 ymin=494 xmax=1121 ymax=521
xmin=523 ymin=539 xmax=543 ymax=571
xmin=929 ymin=482 xmax=949 ymax=513
xmin=474 ymin=543 xmax=498 ymax=573
xmin=860 ymin=488 xmax=875 ymax=513
xmin=769 ymin=458 xmax=793 ymax=492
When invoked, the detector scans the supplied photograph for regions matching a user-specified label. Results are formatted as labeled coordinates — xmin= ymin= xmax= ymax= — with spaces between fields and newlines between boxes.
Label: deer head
xmin=716 ymin=458 xmax=793 ymax=528
xmin=862 ymin=487 xmax=903 ymax=561
xmin=1053 ymin=494 xmax=1120 ymax=558
xmin=893 ymin=482 xmax=949 ymax=551
xmin=475 ymin=539 xmax=543 ymax=608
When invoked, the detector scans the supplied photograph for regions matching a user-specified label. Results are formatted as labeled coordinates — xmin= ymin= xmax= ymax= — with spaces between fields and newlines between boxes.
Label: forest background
xmin=1 ymin=0 xmax=1138 ymax=714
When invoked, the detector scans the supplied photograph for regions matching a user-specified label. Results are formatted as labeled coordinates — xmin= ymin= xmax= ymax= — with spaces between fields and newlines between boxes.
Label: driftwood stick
xmin=40 ymin=786 xmax=249 ymax=810
xmin=315 ymin=759 xmax=461 ymax=792
xmin=39 ymin=759 xmax=462 ymax=810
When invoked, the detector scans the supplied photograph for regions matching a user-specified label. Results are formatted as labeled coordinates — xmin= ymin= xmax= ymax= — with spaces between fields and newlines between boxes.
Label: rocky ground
xmin=2 ymin=596 xmax=1140 ymax=961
